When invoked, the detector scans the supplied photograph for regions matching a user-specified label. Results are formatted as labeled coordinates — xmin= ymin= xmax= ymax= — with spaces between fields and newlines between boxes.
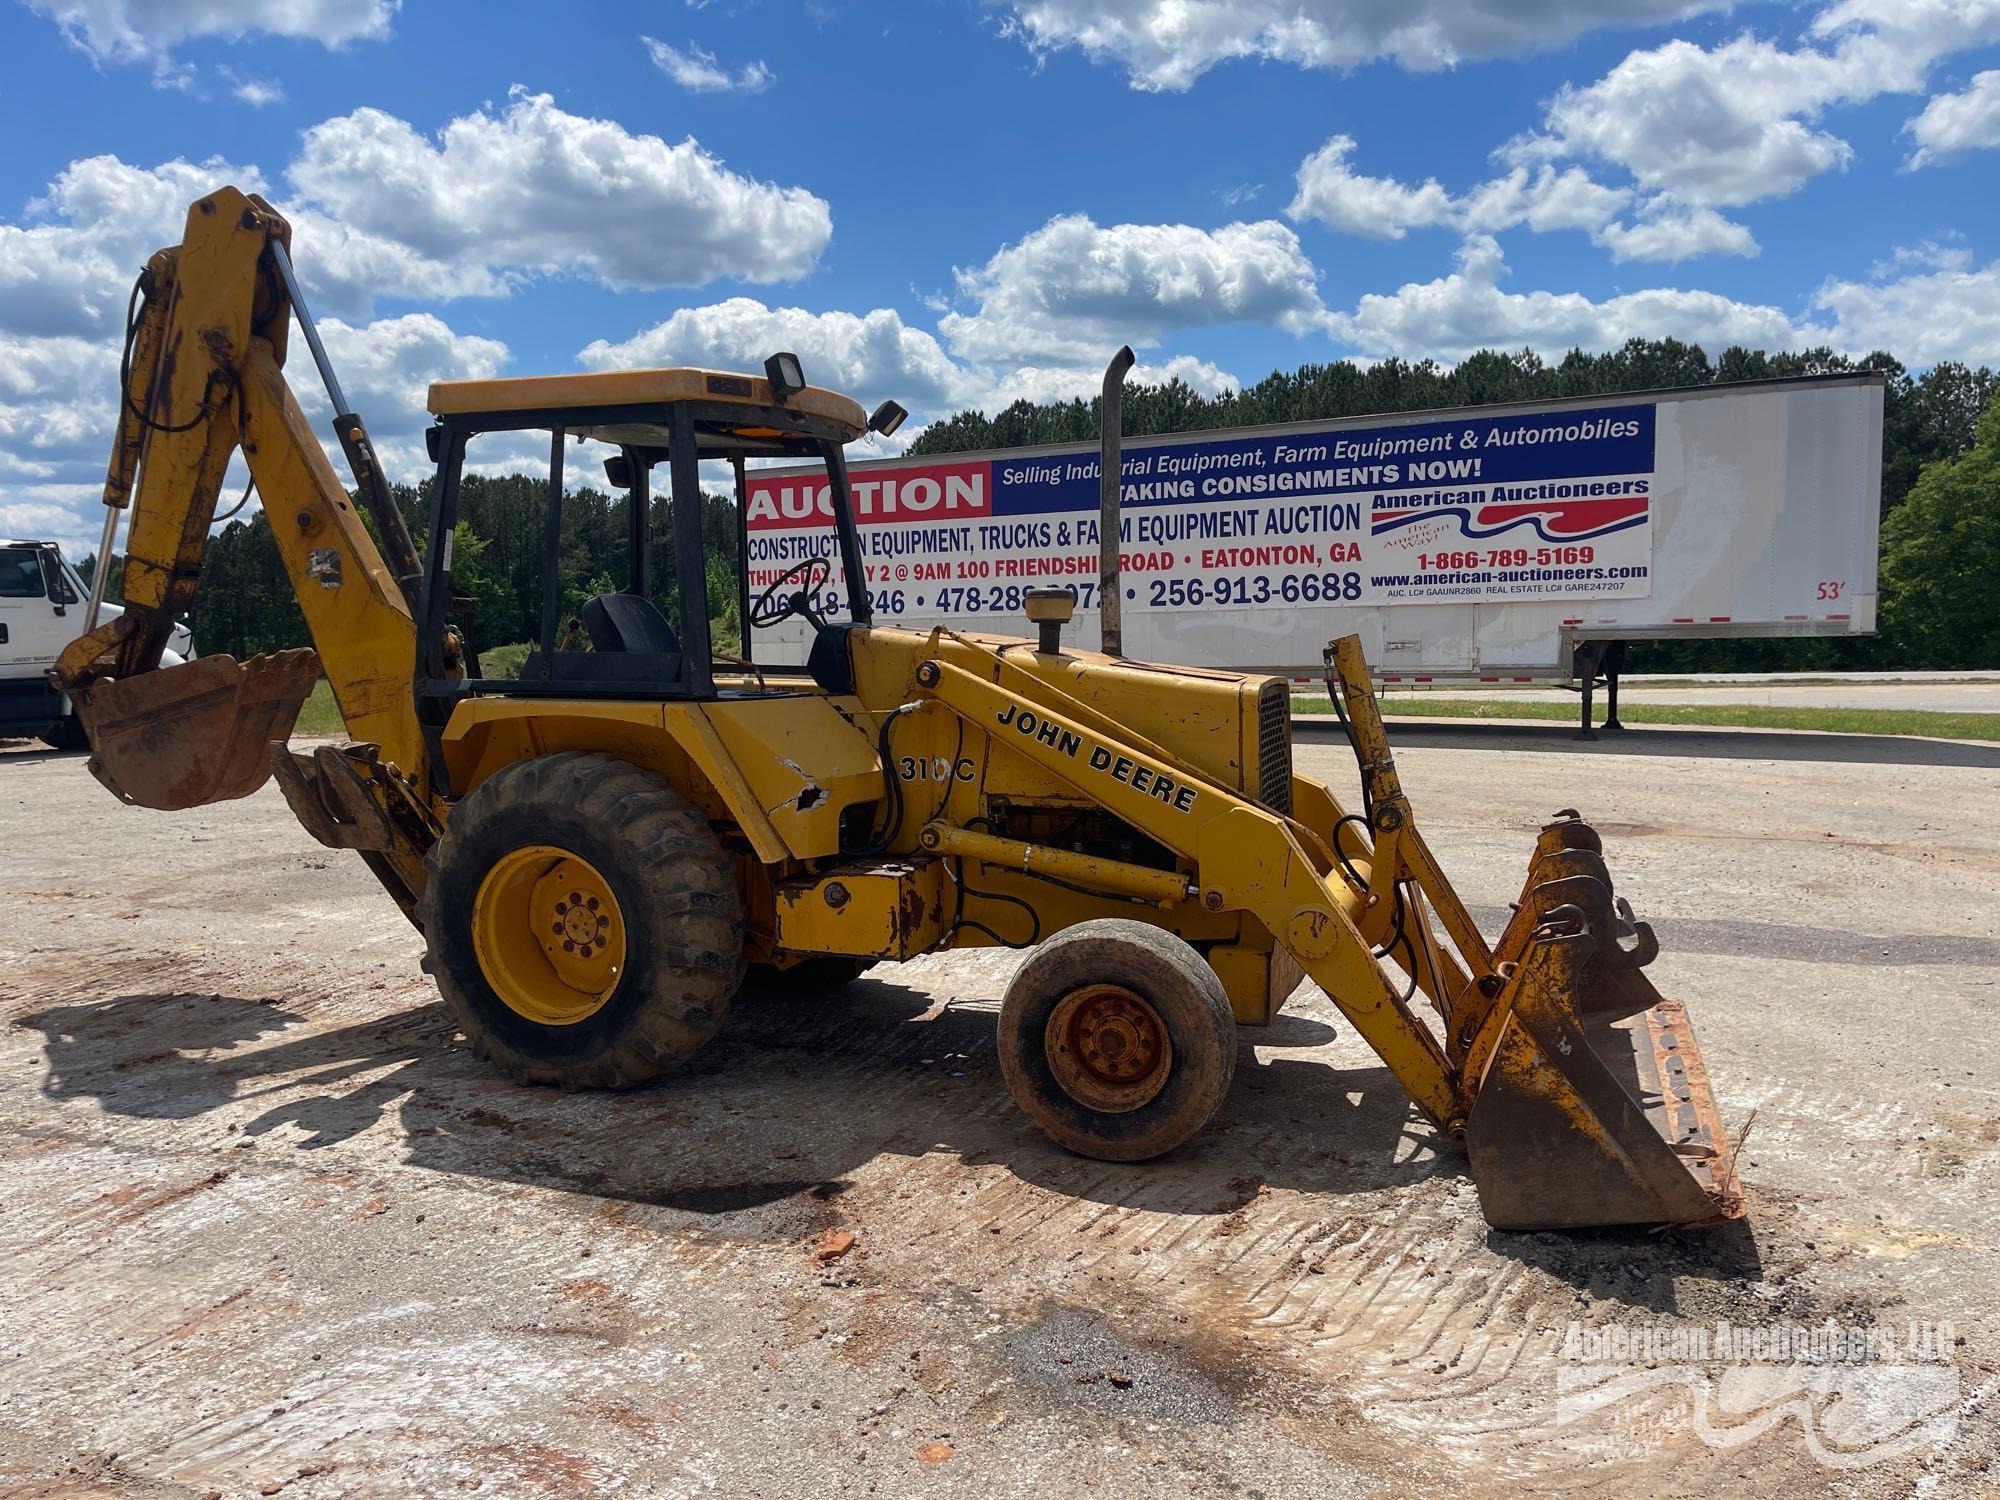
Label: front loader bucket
xmin=1464 ymin=816 xmax=1742 ymax=1231
xmin=72 ymin=649 xmax=322 ymax=811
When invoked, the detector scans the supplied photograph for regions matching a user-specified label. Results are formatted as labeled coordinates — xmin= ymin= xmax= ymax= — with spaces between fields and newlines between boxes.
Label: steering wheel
xmin=749 ymin=554 xmax=833 ymax=629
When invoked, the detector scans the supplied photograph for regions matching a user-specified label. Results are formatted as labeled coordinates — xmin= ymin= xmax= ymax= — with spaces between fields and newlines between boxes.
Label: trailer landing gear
xmin=1573 ymin=641 xmax=1628 ymax=741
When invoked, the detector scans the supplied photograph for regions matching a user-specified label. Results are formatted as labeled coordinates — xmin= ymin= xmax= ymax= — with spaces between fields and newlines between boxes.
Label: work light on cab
xmin=765 ymin=351 xmax=806 ymax=400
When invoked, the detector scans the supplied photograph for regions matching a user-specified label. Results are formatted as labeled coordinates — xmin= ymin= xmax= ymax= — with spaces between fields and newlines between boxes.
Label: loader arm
xmin=50 ymin=187 xmax=435 ymax=902
xmin=909 ymin=634 xmax=1742 ymax=1231
xmin=912 ymin=654 xmax=1467 ymax=1131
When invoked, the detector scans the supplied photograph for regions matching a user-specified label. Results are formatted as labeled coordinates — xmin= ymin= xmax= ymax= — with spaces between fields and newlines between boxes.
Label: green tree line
xmin=81 ymin=337 xmax=1998 ymax=672
xmin=86 ymin=477 xmax=746 ymax=667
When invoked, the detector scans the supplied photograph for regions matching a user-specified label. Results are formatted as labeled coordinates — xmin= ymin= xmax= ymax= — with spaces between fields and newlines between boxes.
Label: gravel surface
xmin=2 ymin=726 xmax=1994 ymax=1498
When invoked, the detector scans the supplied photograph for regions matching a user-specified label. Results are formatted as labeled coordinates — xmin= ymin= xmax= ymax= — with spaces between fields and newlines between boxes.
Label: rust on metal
xmin=1460 ymin=817 xmax=1743 ymax=1230
xmin=269 ymin=743 xmax=396 ymax=851
xmin=1045 ymin=983 xmax=1172 ymax=1115
xmin=75 ymin=649 xmax=322 ymax=811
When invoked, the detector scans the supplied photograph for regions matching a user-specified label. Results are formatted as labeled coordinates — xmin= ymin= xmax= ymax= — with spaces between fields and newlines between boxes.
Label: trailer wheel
xmin=417 ymin=752 xmax=744 ymax=1089
xmin=998 ymin=919 xmax=1236 ymax=1162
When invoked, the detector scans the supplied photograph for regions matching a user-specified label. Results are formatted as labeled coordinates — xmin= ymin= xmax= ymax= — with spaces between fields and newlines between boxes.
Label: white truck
xmin=742 ymin=372 xmax=1885 ymax=733
xmin=0 ymin=539 xmax=192 ymax=748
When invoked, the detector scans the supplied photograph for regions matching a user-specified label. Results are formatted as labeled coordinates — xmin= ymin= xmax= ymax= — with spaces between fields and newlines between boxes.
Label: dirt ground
xmin=2 ymin=721 xmax=1995 ymax=1499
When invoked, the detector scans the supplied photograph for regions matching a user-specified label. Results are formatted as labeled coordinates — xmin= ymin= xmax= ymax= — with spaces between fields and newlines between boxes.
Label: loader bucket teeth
xmin=1465 ymin=887 xmax=1741 ymax=1232
xmin=73 ymin=650 xmax=322 ymax=811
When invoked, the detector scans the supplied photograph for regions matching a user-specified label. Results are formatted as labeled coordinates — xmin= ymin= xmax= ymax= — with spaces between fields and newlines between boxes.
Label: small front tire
xmin=998 ymin=919 xmax=1236 ymax=1162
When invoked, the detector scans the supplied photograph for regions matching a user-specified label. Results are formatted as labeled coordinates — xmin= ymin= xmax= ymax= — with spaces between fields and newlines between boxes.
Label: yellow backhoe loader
xmin=54 ymin=188 xmax=1743 ymax=1231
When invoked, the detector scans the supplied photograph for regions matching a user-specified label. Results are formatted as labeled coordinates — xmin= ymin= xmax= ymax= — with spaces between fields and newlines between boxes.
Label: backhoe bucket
xmin=72 ymin=650 xmax=322 ymax=811
xmin=1464 ymin=815 xmax=1742 ymax=1231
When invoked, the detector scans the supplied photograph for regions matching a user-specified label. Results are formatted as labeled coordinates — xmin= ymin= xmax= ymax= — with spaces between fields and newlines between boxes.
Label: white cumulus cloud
xmin=1505 ymin=0 xmax=2000 ymax=207
xmin=231 ymin=76 xmax=285 ymax=106
xmin=1594 ymin=201 xmax=1761 ymax=263
xmin=994 ymin=0 xmax=1734 ymax=91
xmin=580 ymin=298 xmax=970 ymax=411
xmin=938 ymin=214 xmax=1331 ymax=368
xmin=1287 ymin=136 xmax=1456 ymax=239
xmin=1809 ymin=255 xmax=2000 ymax=365
xmin=286 ymin=88 xmax=832 ymax=297
xmin=0 ymin=309 xmax=506 ymax=554
xmin=644 ymin=36 xmax=774 ymax=93
xmin=0 ymin=154 xmax=269 ymax=339
xmin=1320 ymin=232 xmax=2000 ymax=367
xmin=1287 ymin=137 xmax=1753 ymax=264
xmin=25 ymin=0 xmax=396 ymax=64
xmin=1906 ymin=69 xmax=2000 ymax=165
xmin=0 ymin=155 xmax=516 ymax=552
xmin=578 ymin=295 xmax=1240 ymax=435
xmin=1330 ymin=234 xmax=1799 ymax=362
xmin=980 ymin=354 xmax=1239 ymax=409
xmin=1458 ymin=165 xmax=1634 ymax=236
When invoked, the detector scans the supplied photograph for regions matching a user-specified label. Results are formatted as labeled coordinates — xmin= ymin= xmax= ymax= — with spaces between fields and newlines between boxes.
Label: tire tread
xmin=415 ymin=752 xmax=744 ymax=1089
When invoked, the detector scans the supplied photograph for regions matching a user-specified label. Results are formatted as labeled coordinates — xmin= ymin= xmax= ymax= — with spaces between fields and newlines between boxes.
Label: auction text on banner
xmin=743 ymin=403 xmax=1656 ymax=622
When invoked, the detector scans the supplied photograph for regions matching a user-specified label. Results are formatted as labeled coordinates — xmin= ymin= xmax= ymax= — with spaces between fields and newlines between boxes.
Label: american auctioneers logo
xmin=1555 ymin=1318 xmax=1962 ymax=1469
xmin=1374 ymin=484 xmax=1650 ymax=549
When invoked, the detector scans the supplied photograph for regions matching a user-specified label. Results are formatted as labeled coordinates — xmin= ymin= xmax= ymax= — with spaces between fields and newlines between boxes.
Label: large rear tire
xmin=997 ymin=919 xmax=1236 ymax=1162
xmin=416 ymin=752 xmax=744 ymax=1088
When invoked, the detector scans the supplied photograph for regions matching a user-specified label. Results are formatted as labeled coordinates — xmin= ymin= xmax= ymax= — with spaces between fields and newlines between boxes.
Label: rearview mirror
xmin=603 ymin=454 xmax=634 ymax=489
xmin=868 ymin=400 xmax=908 ymax=438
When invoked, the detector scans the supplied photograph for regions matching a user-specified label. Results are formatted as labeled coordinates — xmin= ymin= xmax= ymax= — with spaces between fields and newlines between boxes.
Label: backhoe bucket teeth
xmin=1464 ymin=819 xmax=1741 ymax=1231
xmin=72 ymin=650 xmax=322 ymax=811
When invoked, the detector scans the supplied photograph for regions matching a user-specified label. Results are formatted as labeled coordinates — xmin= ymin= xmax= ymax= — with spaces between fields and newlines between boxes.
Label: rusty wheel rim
xmin=1045 ymin=983 xmax=1173 ymax=1114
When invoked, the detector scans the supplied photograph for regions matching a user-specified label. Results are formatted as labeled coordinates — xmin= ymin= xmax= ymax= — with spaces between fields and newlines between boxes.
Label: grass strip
xmin=1292 ymin=695 xmax=2000 ymax=742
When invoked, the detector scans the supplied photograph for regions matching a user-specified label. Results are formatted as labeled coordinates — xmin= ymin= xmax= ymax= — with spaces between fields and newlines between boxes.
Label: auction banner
xmin=745 ymin=402 xmax=1655 ymax=625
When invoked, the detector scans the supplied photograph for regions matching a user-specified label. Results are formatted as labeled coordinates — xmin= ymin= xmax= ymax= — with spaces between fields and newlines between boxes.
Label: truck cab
xmin=0 ymin=539 xmax=191 ymax=747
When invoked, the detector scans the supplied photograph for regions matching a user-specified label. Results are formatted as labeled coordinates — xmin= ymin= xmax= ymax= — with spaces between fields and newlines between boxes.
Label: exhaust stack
xmin=1097 ymin=345 xmax=1134 ymax=657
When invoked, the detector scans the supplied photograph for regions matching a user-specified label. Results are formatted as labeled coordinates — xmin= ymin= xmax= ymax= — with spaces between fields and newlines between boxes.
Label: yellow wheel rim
xmin=472 ymin=844 xmax=628 ymax=1026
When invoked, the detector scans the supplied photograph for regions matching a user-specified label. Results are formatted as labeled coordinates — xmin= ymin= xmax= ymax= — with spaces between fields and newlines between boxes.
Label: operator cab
xmin=414 ymin=354 xmax=906 ymax=723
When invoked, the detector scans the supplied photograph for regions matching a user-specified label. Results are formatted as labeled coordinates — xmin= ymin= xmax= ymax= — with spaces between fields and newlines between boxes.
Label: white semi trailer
xmin=741 ymin=372 xmax=1884 ymax=733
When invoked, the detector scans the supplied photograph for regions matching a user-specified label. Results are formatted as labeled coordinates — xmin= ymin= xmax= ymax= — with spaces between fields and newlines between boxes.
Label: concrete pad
xmin=1 ymin=728 xmax=1994 ymax=1497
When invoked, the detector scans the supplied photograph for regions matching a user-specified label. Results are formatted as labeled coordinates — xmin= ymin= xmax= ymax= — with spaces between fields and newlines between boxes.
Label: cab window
xmin=0 ymin=547 xmax=47 ymax=598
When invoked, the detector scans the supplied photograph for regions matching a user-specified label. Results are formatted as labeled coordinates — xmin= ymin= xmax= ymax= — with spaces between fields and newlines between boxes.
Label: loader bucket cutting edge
xmin=73 ymin=650 xmax=323 ymax=811
xmin=1462 ymin=904 xmax=1743 ymax=1233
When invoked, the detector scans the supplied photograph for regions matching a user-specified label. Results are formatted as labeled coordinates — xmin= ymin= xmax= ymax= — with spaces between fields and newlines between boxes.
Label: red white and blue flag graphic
xmin=1373 ymin=492 xmax=1651 ymax=546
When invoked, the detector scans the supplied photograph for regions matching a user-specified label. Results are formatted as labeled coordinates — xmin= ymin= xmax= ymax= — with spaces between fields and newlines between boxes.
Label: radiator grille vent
xmin=1257 ymin=680 xmax=1292 ymax=816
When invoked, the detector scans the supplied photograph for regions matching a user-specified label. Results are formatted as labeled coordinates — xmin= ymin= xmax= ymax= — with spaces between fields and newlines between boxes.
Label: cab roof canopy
xmin=424 ymin=366 xmax=867 ymax=457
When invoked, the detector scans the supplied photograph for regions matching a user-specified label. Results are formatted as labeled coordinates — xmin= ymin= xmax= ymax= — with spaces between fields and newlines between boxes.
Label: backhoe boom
xmin=53 ymin=187 xmax=427 ymax=810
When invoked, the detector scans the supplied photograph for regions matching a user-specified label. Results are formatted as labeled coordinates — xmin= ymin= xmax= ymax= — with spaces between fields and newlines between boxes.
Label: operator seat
xmin=582 ymin=592 xmax=681 ymax=656
xmin=806 ymin=623 xmax=859 ymax=694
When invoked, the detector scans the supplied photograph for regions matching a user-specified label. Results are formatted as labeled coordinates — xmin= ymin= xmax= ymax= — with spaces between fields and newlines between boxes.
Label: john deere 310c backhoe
xmin=54 ymin=188 xmax=1742 ymax=1231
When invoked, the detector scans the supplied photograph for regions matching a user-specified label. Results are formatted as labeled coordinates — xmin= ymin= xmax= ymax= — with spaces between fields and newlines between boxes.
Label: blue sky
xmin=2 ymin=0 xmax=1997 ymax=551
